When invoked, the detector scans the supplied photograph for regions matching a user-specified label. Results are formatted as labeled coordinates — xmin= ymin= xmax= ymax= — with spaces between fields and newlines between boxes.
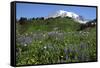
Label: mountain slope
xmin=17 ymin=17 xmax=81 ymax=34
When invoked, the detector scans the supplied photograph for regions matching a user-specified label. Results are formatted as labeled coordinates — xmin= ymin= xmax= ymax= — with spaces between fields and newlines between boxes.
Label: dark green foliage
xmin=79 ymin=18 xmax=97 ymax=30
xmin=19 ymin=17 xmax=27 ymax=25
xmin=16 ymin=17 xmax=97 ymax=66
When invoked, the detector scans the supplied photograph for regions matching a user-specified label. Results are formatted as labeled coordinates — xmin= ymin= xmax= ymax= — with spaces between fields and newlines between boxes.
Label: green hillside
xmin=16 ymin=17 xmax=97 ymax=65
xmin=16 ymin=17 xmax=80 ymax=34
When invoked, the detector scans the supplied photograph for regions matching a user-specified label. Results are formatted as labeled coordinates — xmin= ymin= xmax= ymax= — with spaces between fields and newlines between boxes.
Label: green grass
xmin=16 ymin=17 xmax=97 ymax=66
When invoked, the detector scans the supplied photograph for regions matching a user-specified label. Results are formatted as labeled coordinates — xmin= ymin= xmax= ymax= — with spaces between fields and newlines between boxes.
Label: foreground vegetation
xmin=16 ymin=17 xmax=97 ymax=65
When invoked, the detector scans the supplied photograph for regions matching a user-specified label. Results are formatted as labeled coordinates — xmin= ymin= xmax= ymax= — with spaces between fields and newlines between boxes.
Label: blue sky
xmin=16 ymin=3 xmax=96 ymax=20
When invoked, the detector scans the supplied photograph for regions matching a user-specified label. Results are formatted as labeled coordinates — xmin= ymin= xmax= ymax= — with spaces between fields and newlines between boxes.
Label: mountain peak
xmin=45 ymin=10 xmax=88 ymax=23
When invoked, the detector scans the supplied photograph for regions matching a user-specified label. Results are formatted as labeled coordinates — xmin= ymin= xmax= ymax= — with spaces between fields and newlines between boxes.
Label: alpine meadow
xmin=16 ymin=3 xmax=97 ymax=66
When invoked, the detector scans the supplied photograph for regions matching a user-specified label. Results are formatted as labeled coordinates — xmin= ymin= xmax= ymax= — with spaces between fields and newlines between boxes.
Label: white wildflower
xmin=44 ymin=46 xmax=47 ymax=49
xmin=24 ymin=44 xmax=27 ymax=46
xmin=61 ymin=56 xmax=63 ymax=58
xmin=43 ymin=34 xmax=46 ymax=37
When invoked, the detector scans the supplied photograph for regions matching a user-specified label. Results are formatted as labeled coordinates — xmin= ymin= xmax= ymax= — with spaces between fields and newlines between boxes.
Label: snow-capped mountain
xmin=45 ymin=10 xmax=88 ymax=24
